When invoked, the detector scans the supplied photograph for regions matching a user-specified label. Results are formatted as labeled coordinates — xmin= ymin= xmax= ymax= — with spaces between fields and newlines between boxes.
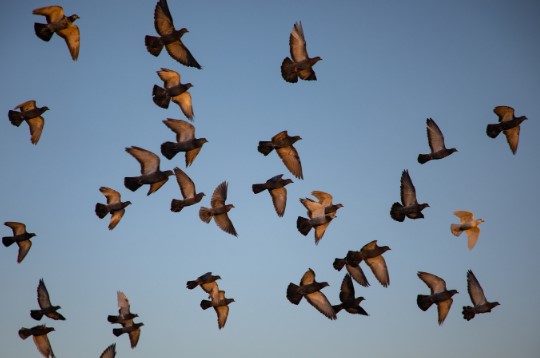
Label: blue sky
xmin=1 ymin=0 xmax=539 ymax=357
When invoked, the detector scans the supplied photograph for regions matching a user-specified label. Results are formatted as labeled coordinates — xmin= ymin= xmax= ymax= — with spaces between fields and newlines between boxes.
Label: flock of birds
xmin=2 ymin=1 xmax=530 ymax=357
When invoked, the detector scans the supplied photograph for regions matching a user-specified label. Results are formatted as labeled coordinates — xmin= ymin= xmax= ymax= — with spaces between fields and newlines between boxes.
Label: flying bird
xmin=359 ymin=240 xmax=391 ymax=287
xmin=145 ymin=0 xmax=202 ymax=69
xmin=30 ymin=279 xmax=65 ymax=321
xmin=108 ymin=291 xmax=143 ymax=349
xmin=124 ymin=146 xmax=173 ymax=195
xmin=417 ymin=271 xmax=458 ymax=325
xmin=332 ymin=250 xmax=369 ymax=287
xmin=296 ymin=213 xmax=336 ymax=244
xmin=95 ymin=187 xmax=132 ymax=230
xmin=152 ymin=68 xmax=194 ymax=120
xmin=297 ymin=191 xmax=343 ymax=244
xmin=332 ymin=274 xmax=368 ymax=316
xmin=258 ymin=130 xmax=303 ymax=179
xmin=390 ymin=170 xmax=429 ymax=222
xmin=8 ymin=100 xmax=48 ymax=145
xmin=281 ymin=21 xmax=321 ymax=83
xmin=19 ymin=325 xmax=56 ymax=358
xmin=486 ymin=106 xmax=528 ymax=154
xmin=450 ymin=210 xmax=484 ymax=250
xmin=160 ymin=119 xmax=207 ymax=165
xmin=200 ymin=286 xmax=235 ymax=329
xmin=462 ymin=270 xmax=500 ymax=321
xmin=252 ymin=174 xmax=293 ymax=217
xmin=32 ymin=5 xmax=80 ymax=60
xmin=186 ymin=272 xmax=221 ymax=294
xmin=417 ymin=118 xmax=457 ymax=164
xmin=287 ymin=268 xmax=336 ymax=320
xmin=300 ymin=191 xmax=344 ymax=217
xmin=112 ymin=322 xmax=144 ymax=349
xmin=2 ymin=221 xmax=36 ymax=263
xmin=199 ymin=181 xmax=237 ymax=237
xmin=170 ymin=167 xmax=205 ymax=212
xmin=99 ymin=343 xmax=116 ymax=358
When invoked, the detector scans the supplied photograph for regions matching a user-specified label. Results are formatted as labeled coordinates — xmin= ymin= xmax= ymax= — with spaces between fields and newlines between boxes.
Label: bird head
xmin=124 ymin=201 xmax=133 ymax=207
xmin=29 ymin=233 xmax=37 ymax=238
xmin=185 ymin=83 xmax=194 ymax=89
xmin=450 ymin=148 xmax=458 ymax=154
xmin=283 ymin=178 xmax=294 ymax=186
xmin=69 ymin=14 xmax=80 ymax=22
xmin=178 ymin=28 xmax=189 ymax=36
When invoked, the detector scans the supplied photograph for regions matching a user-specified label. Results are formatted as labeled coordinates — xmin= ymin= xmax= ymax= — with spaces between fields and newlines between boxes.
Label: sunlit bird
xmin=2 ymin=221 xmax=36 ymax=263
xmin=124 ymin=146 xmax=173 ymax=195
xmin=333 ymin=250 xmax=369 ymax=287
xmin=170 ymin=167 xmax=205 ymax=212
xmin=30 ymin=278 xmax=65 ymax=321
xmin=359 ymin=240 xmax=391 ymax=287
xmin=258 ymin=130 xmax=303 ymax=179
xmin=152 ymin=68 xmax=194 ymax=120
xmin=281 ymin=21 xmax=321 ymax=83
xmin=417 ymin=118 xmax=457 ymax=164
xmin=200 ymin=286 xmax=235 ymax=329
xmin=186 ymin=272 xmax=221 ymax=294
xmin=252 ymin=174 xmax=293 ymax=217
xmin=19 ymin=325 xmax=56 ymax=358
xmin=450 ymin=210 xmax=484 ymax=250
xmin=108 ymin=291 xmax=143 ymax=349
xmin=462 ymin=270 xmax=500 ymax=321
xmin=199 ymin=181 xmax=238 ymax=237
xmin=287 ymin=268 xmax=336 ymax=320
xmin=160 ymin=119 xmax=207 ymax=165
xmin=8 ymin=100 xmax=48 ymax=145
xmin=297 ymin=191 xmax=343 ymax=244
xmin=95 ymin=187 xmax=131 ymax=230
xmin=390 ymin=170 xmax=429 ymax=222
xmin=33 ymin=5 xmax=80 ymax=60
xmin=417 ymin=271 xmax=458 ymax=325
xmin=99 ymin=343 xmax=116 ymax=358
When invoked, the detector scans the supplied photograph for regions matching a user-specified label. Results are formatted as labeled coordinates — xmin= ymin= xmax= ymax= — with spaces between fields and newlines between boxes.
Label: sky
xmin=1 ymin=0 xmax=539 ymax=357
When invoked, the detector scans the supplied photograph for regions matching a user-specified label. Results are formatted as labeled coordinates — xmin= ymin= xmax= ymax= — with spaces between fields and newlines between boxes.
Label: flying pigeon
xmin=99 ymin=343 xmax=116 ymax=358
xmin=287 ymin=268 xmax=336 ymax=320
xmin=252 ymin=174 xmax=293 ymax=217
xmin=332 ymin=274 xmax=368 ymax=316
xmin=95 ymin=187 xmax=131 ymax=230
xmin=200 ymin=286 xmax=235 ymax=329
xmin=450 ymin=210 xmax=484 ymax=250
xmin=417 ymin=118 xmax=457 ymax=164
xmin=359 ymin=240 xmax=391 ymax=287
xmin=390 ymin=170 xmax=429 ymax=222
xmin=462 ymin=270 xmax=500 ymax=321
xmin=2 ymin=221 xmax=36 ymax=263
xmin=199 ymin=181 xmax=237 ymax=236
xmin=124 ymin=146 xmax=173 ymax=195
xmin=30 ymin=279 xmax=65 ymax=321
xmin=296 ymin=213 xmax=336 ymax=244
xmin=417 ymin=271 xmax=458 ymax=325
xmin=486 ymin=106 xmax=528 ymax=154
xmin=112 ymin=322 xmax=144 ymax=349
xmin=32 ymin=5 xmax=80 ymax=60
xmin=152 ymin=68 xmax=194 ymax=120
xmin=297 ymin=191 xmax=343 ymax=244
xmin=160 ymin=119 xmax=207 ymax=165
xmin=19 ymin=324 xmax=56 ymax=358
xmin=332 ymin=250 xmax=369 ymax=287
xmin=186 ymin=272 xmax=221 ymax=294
xmin=258 ymin=130 xmax=303 ymax=179
xmin=108 ymin=291 xmax=143 ymax=349
xmin=170 ymin=167 xmax=205 ymax=212
xmin=8 ymin=100 xmax=48 ymax=145
xmin=281 ymin=21 xmax=321 ymax=83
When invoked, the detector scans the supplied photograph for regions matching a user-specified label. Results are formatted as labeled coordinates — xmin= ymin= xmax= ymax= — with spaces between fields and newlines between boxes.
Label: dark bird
xmin=390 ymin=170 xmax=429 ymax=222
xmin=297 ymin=191 xmax=343 ymax=244
xmin=450 ymin=210 xmax=484 ymax=250
xmin=2 ymin=221 xmax=36 ymax=263
xmin=462 ymin=270 xmax=500 ymax=321
xmin=186 ymin=272 xmax=221 ymax=294
xmin=332 ymin=250 xmax=369 ymax=287
xmin=296 ymin=214 xmax=335 ymax=244
xmin=486 ymin=106 xmax=528 ymax=154
xmin=8 ymin=100 xmax=48 ymax=145
xmin=19 ymin=325 xmax=56 ymax=358
xmin=281 ymin=21 xmax=321 ymax=83
xmin=170 ymin=167 xmax=205 ymax=212
xmin=30 ymin=279 xmax=65 ymax=321
xmin=258 ymin=130 xmax=303 ymax=179
xmin=32 ymin=5 xmax=80 ymax=60
xmin=417 ymin=271 xmax=458 ymax=325
xmin=417 ymin=118 xmax=457 ymax=164
xmin=108 ymin=291 xmax=143 ymax=349
xmin=152 ymin=68 xmax=194 ymax=120
xmin=160 ymin=119 xmax=207 ymax=165
xmin=145 ymin=0 xmax=201 ymax=69
xmin=112 ymin=322 xmax=144 ymax=349
xmin=200 ymin=286 xmax=235 ymax=329
xmin=124 ymin=146 xmax=173 ymax=195
xmin=286 ymin=268 xmax=336 ymax=320
xmin=199 ymin=181 xmax=237 ymax=237
xmin=332 ymin=274 xmax=368 ymax=316
xmin=99 ymin=343 xmax=116 ymax=358
xmin=95 ymin=187 xmax=131 ymax=230
xmin=359 ymin=240 xmax=391 ymax=287
xmin=252 ymin=174 xmax=293 ymax=217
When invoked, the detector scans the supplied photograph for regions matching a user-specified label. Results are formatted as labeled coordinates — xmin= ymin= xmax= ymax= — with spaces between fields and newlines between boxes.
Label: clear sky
xmin=1 ymin=0 xmax=539 ymax=357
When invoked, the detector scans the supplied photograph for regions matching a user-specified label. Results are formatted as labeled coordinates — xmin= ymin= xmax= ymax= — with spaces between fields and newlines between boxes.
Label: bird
xmin=152 ymin=68 xmax=194 ymax=120
xmin=160 ymin=119 xmax=207 ymax=165
xmin=252 ymin=174 xmax=293 ymax=217
xmin=186 ymin=272 xmax=221 ymax=294
xmin=30 ymin=279 xmax=65 ymax=321
xmin=417 ymin=118 xmax=457 ymax=164
xmin=170 ymin=167 xmax=205 ymax=212
xmin=108 ymin=291 xmax=143 ymax=349
xmin=200 ymin=285 xmax=235 ymax=329
xmin=32 ymin=5 xmax=80 ymax=60
xmin=359 ymin=240 xmax=391 ymax=287
xmin=462 ymin=270 xmax=500 ymax=321
xmin=18 ymin=324 xmax=56 ymax=358
xmin=300 ymin=191 xmax=344 ymax=217
xmin=417 ymin=271 xmax=458 ymax=325
xmin=286 ymin=268 xmax=336 ymax=320
xmin=450 ymin=211 xmax=484 ymax=250
xmin=297 ymin=191 xmax=343 ymax=244
xmin=258 ymin=130 xmax=303 ymax=179
xmin=296 ymin=213 xmax=336 ymax=244
xmin=112 ymin=322 xmax=144 ymax=349
xmin=486 ymin=106 xmax=528 ymax=154
xmin=95 ymin=187 xmax=131 ymax=230
xmin=332 ymin=274 xmax=368 ymax=316
xmin=99 ymin=343 xmax=116 ymax=358
xmin=332 ymin=250 xmax=369 ymax=287
xmin=199 ymin=181 xmax=237 ymax=237
xmin=2 ymin=221 xmax=36 ymax=263
xmin=281 ymin=21 xmax=321 ymax=83
xmin=8 ymin=100 xmax=48 ymax=145
xmin=390 ymin=170 xmax=429 ymax=222
xmin=145 ymin=0 xmax=202 ymax=69
xmin=124 ymin=146 xmax=173 ymax=195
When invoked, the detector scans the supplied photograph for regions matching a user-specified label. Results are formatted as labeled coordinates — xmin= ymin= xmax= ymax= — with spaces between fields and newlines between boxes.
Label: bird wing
xmin=339 ymin=274 xmax=355 ymax=303
xmin=276 ymin=146 xmax=303 ymax=180
xmin=108 ymin=209 xmax=125 ymax=230
xmin=163 ymin=118 xmax=195 ymax=142
xmin=400 ymin=170 xmax=418 ymax=206
xmin=437 ymin=298 xmax=453 ymax=325
xmin=426 ymin=118 xmax=446 ymax=152
xmin=27 ymin=116 xmax=45 ymax=145
xmin=493 ymin=106 xmax=514 ymax=123
xmin=271 ymin=130 xmax=288 ymax=143
xmin=16 ymin=100 xmax=37 ymax=111
xmin=154 ymin=0 xmax=175 ymax=35
xmin=57 ymin=23 xmax=80 ymax=60
xmin=32 ymin=5 xmax=64 ymax=23
xmin=467 ymin=270 xmax=487 ymax=306
xmin=465 ymin=227 xmax=480 ymax=250
xmin=32 ymin=333 xmax=55 ymax=358
xmin=417 ymin=271 xmax=446 ymax=294
xmin=171 ymin=92 xmax=194 ymax=120
xmin=214 ymin=213 xmax=238 ymax=237
xmin=365 ymin=256 xmax=390 ymax=287
xmin=299 ymin=198 xmax=323 ymax=218
xmin=157 ymin=68 xmax=180 ymax=87
xmin=165 ymin=41 xmax=202 ymax=69
xmin=126 ymin=146 xmax=160 ymax=175
xmin=5 ymin=221 xmax=26 ymax=235
xmin=128 ymin=326 xmax=141 ymax=348
xmin=99 ymin=187 xmax=121 ymax=204
xmin=37 ymin=279 xmax=52 ymax=309
xmin=201 ymin=281 xmax=218 ymax=295
xmin=269 ymin=187 xmax=287 ymax=217
xmin=453 ymin=210 xmax=474 ymax=223
xmin=346 ymin=264 xmax=369 ymax=287
xmin=99 ymin=343 xmax=116 ymax=358
xmin=117 ymin=291 xmax=131 ymax=317
xmin=185 ymin=147 xmax=203 ymax=167
xmin=314 ymin=221 xmax=331 ymax=244
xmin=17 ymin=240 xmax=32 ymax=263
xmin=215 ymin=304 xmax=230 ymax=329
xmin=361 ymin=240 xmax=378 ymax=252
xmin=174 ymin=167 xmax=196 ymax=198
xmin=289 ymin=21 xmax=309 ymax=62
xmin=311 ymin=191 xmax=333 ymax=207
xmin=211 ymin=181 xmax=228 ymax=208
xmin=300 ymin=268 xmax=316 ymax=285
xmin=504 ymin=126 xmax=520 ymax=155
xmin=305 ymin=291 xmax=336 ymax=320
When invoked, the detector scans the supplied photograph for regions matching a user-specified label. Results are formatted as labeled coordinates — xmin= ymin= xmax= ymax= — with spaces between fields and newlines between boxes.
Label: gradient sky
xmin=1 ymin=1 xmax=539 ymax=357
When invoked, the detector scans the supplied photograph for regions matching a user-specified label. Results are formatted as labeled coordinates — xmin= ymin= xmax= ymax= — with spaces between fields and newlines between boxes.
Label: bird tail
xmin=199 ymin=207 xmax=213 ymax=223
xmin=462 ymin=306 xmax=475 ymax=321
xmin=18 ymin=328 xmax=32 ymax=340
xmin=450 ymin=224 xmax=462 ymax=237
xmin=112 ymin=328 xmax=124 ymax=337
xmin=8 ymin=110 xmax=24 ymax=127
xmin=124 ymin=177 xmax=143 ymax=192
xmin=332 ymin=304 xmax=343 ymax=314
xmin=2 ymin=236 xmax=15 ymax=247
xmin=417 ymin=154 xmax=431 ymax=164
xmin=107 ymin=315 xmax=119 ymax=324
xmin=486 ymin=124 xmax=502 ymax=138
xmin=30 ymin=310 xmax=44 ymax=321
xmin=200 ymin=299 xmax=212 ymax=310
xmin=416 ymin=294 xmax=433 ymax=311
xmin=286 ymin=283 xmax=303 ymax=305
xmin=251 ymin=183 xmax=267 ymax=194
xmin=296 ymin=216 xmax=312 ymax=236
xmin=160 ymin=141 xmax=179 ymax=160
xmin=333 ymin=258 xmax=346 ymax=271
xmin=144 ymin=35 xmax=164 ymax=56
xmin=281 ymin=57 xmax=298 ymax=83
xmin=390 ymin=202 xmax=405 ymax=222
xmin=152 ymin=85 xmax=170 ymax=108
xmin=34 ymin=22 xmax=54 ymax=41
xmin=95 ymin=203 xmax=109 ymax=219
xmin=257 ymin=141 xmax=274 ymax=156
xmin=186 ymin=280 xmax=198 ymax=290
xmin=170 ymin=199 xmax=186 ymax=212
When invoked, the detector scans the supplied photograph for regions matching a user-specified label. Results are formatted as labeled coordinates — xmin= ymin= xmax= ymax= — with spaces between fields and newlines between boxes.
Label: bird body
xmin=390 ymin=170 xmax=429 ymax=222
xmin=417 ymin=271 xmax=458 ymax=325
xmin=281 ymin=21 xmax=321 ymax=83
xmin=258 ymin=131 xmax=303 ymax=179
xmin=33 ymin=5 xmax=80 ymax=60
xmin=462 ymin=270 xmax=500 ymax=321
xmin=417 ymin=118 xmax=457 ymax=164
xmin=2 ymin=221 xmax=36 ymax=263
xmin=360 ymin=240 xmax=391 ymax=287
xmin=95 ymin=187 xmax=131 ymax=230
xmin=160 ymin=119 xmax=207 ymax=165
xmin=30 ymin=279 xmax=65 ymax=321
xmin=287 ymin=268 xmax=336 ymax=320
xmin=252 ymin=174 xmax=293 ymax=217
xmin=332 ymin=274 xmax=368 ymax=316
xmin=124 ymin=146 xmax=173 ymax=195
xmin=8 ymin=100 xmax=48 ymax=144
xmin=297 ymin=191 xmax=342 ymax=244
xmin=186 ymin=272 xmax=221 ymax=293
xmin=19 ymin=325 xmax=56 ymax=358
xmin=450 ymin=210 xmax=484 ymax=250
xmin=152 ymin=69 xmax=194 ymax=119
xmin=333 ymin=250 xmax=369 ymax=287
xmin=199 ymin=181 xmax=237 ymax=236
xmin=170 ymin=167 xmax=205 ymax=212
xmin=200 ymin=286 xmax=235 ymax=329
xmin=486 ymin=106 xmax=527 ymax=154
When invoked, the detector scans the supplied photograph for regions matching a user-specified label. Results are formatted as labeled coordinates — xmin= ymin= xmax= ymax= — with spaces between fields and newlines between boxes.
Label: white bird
xmin=450 ymin=211 xmax=484 ymax=250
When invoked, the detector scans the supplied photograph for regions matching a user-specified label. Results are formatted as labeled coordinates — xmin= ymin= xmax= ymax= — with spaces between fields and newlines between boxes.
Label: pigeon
xmin=332 ymin=250 xmax=369 ymax=287
xmin=124 ymin=146 xmax=173 ymax=195
xmin=359 ymin=240 xmax=391 ymax=287
xmin=286 ymin=268 xmax=336 ymax=320
xmin=32 ymin=5 xmax=80 ymax=60
xmin=252 ymin=174 xmax=293 ymax=217
xmin=112 ymin=322 xmax=144 ymax=349
xmin=170 ymin=167 xmax=205 ymax=212
xmin=462 ymin=270 xmax=500 ymax=321
xmin=160 ymin=119 xmax=207 ymax=165
xmin=486 ymin=106 xmax=528 ymax=154
xmin=30 ymin=279 xmax=65 ymax=321
xmin=297 ymin=191 xmax=343 ymax=244
xmin=108 ymin=291 xmax=143 ymax=349
xmin=95 ymin=187 xmax=131 ymax=230
xmin=200 ymin=286 xmax=235 ymax=329
xmin=296 ymin=213 xmax=336 ymax=244
xmin=281 ymin=21 xmax=321 ymax=83
xmin=300 ymin=191 xmax=344 ymax=217
xmin=186 ymin=272 xmax=221 ymax=294
xmin=2 ymin=221 xmax=36 ymax=263
xmin=258 ymin=131 xmax=303 ymax=179
xmin=417 ymin=271 xmax=458 ymax=325
xmin=8 ymin=100 xmax=48 ymax=145
xmin=19 ymin=325 xmax=56 ymax=358
xmin=99 ymin=343 xmax=116 ymax=358
xmin=332 ymin=274 xmax=368 ymax=316
xmin=145 ymin=0 xmax=202 ymax=69
xmin=152 ymin=68 xmax=194 ymax=119
xmin=390 ymin=170 xmax=429 ymax=222
xmin=450 ymin=211 xmax=484 ymax=250
xmin=199 ymin=181 xmax=237 ymax=237
xmin=417 ymin=118 xmax=457 ymax=164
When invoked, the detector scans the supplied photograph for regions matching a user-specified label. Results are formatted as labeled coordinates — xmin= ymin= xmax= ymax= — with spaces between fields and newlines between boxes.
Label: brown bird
xmin=145 ymin=0 xmax=202 ymax=69
xmin=359 ymin=240 xmax=391 ymax=287
xmin=287 ymin=268 xmax=336 ymax=320
xmin=390 ymin=170 xmax=429 ymax=222
xmin=33 ymin=5 xmax=80 ymax=60
xmin=170 ymin=167 xmax=205 ymax=212
xmin=486 ymin=106 xmax=528 ymax=154
xmin=160 ymin=119 xmax=207 ymax=165
xmin=199 ymin=181 xmax=237 ymax=237
xmin=417 ymin=118 xmax=457 ymax=164
xmin=95 ymin=187 xmax=131 ymax=230
xmin=8 ymin=100 xmax=48 ymax=145
xmin=2 ymin=221 xmax=36 ymax=263
xmin=252 ymin=174 xmax=293 ymax=217
xmin=417 ymin=271 xmax=458 ymax=325
xmin=108 ymin=291 xmax=143 ymax=349
xmin=332 ymin=250 xmax=369 ymax=287
xmin=99 ymin=343 xmax=116 ymax=358
xmin=186 ymin=272 xmax=221 ymax=294
xmin=152 ymin=68 xmax=194 ymax=120
xmin=113 ymin=322 xmax=144 ymax=349
xmin=30 ymin=279 xmax=65 ymax=321
xmin=332 ymin=274 xmax=368 ymax=316
xmin=297 ymin=191 xmax=343 ymax=244
xmin=258 ymin=130 xmax=303 ymax=179
xmin=462 ymin=270 xmax=500 ymax=321
xmin=200 ymin=286 xmax=235 ymax=329
xmin=19 ymin=325 xmax=56 ymax=358
xmin=124 ymin=146 xmax=173 ymax=195
xmin=450 ymin=210 xmax=484 ymax=250
xmin=281 ymin=21 xmax=321 ymax=83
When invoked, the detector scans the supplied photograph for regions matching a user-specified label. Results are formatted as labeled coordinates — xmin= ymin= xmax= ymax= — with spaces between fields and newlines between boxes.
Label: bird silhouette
xmin=199 ymin=181 xmax=237 ymax=236
xmin=2 ymin=221 xmax=36 ymax=263
xmin=287 ymin=268 xmax=336 ymax=320
xmin=99 ymin=343 xmax=116 ymax=358
xmin=417 ymin=271 xmax=458 ymax=325
xmin=170 ymin=167 xmax=205 ymax=212
xmin=152 ymin=69 xmax=194 ymax=119
xmin=281 ymin=21 xmax=321 ymax=83
xmin=359 ymin=240 xmax=391 ymax=287
xmin=124 ymin=146 xmax=173 ymax=195
xmin=8 ymin=100 xmax=48 ymax=144
xmin=186 ymin=272 xmax=221 ymax=294
xmin=462 ymin=270 xmax=500 ymax=321
xmin=160 ymin=119 xmax=207 ymax=165
xmin=390 ymin=170 xmax=429 ymax=222
xmin=33 ymin=5 xmax=80 ymax=60
xmin=486 ymin=106 xmax=527 ymax=154
xmin=258 ymin=130 xmax=303 ymax=179
xmin=332 ymin=274 xmax=368 ymax=316
xmin=252 ymin=174 xmax=293 ymax=217
xmin=417 ymin=118 xmax=457 ymax=164
xmin=19 ymin=325 xmax=56 ymax=358
xmin=108 ymin=291 xmax=143 ymax=349
xmin=200 ymin=286 xmax=235 ymax=329
xmin=30 ymin=279 xmax=65 ymax=321
xmin=95 ymin=187 xmax=131 ymax=230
